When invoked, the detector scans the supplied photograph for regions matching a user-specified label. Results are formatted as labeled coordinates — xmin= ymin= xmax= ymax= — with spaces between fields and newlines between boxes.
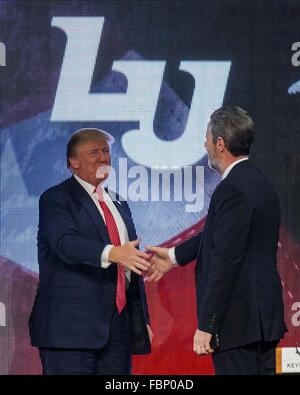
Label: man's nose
xmin=98 ymin=152 xmax=106 ymax=162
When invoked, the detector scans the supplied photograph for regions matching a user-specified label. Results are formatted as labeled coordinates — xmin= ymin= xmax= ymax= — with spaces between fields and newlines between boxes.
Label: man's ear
xmin=216 ymin=136 xmax=226 ymax=152
xmin=69 ymin=156 xmax=79 ymax=170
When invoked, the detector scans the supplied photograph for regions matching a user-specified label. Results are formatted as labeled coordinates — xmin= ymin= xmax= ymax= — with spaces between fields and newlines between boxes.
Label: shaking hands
xmin=109 ymin=239 xmax=151 ymax=275
xmin=109 ymin=240 xmax=176 ymax=281
xmin=144 ymin=245 xmax=176 ymax=282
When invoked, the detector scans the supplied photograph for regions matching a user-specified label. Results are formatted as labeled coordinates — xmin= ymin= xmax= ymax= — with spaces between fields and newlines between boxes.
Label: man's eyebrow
xmin=88 ymin=148 xmax=99 ymax=154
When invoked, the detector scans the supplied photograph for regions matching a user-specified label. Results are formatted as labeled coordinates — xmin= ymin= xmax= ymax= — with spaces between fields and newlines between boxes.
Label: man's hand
xmin=109 ymin=239 xmax=151 ymax=275
xmin=193 ymin=329 xmax=214 ymax=355
xmin=144 ymin=246 xmax=175 ymax=282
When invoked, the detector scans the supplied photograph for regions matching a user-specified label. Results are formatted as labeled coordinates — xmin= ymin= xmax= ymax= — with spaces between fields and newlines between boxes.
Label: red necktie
xmin=95 ymin=186 xmax=126 ymax=314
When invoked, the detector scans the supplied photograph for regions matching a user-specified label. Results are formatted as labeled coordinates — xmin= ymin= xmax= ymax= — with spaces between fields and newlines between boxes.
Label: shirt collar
xmin=73 ymin=174 xmax=102 ymax=196
xmin=222 ymin=157 xmax=249 ymax=180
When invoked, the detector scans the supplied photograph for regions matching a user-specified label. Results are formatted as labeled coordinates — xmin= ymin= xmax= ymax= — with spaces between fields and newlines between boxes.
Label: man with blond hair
xmin=29 ymin=128 xmax=153 ymax=375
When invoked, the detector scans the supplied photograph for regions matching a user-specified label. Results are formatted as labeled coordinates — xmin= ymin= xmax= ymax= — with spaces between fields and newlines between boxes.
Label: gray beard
xmin=208 ymin=157 xmax=216 ymax=171
xmin=207 ymin=157 xmax=220 ymax=174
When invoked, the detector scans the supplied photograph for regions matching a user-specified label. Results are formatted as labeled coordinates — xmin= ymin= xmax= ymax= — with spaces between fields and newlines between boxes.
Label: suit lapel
xmin=66 ymin=176 xmax=111 ymax=243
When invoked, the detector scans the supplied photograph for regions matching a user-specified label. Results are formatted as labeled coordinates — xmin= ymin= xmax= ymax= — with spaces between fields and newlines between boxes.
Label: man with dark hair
xmin=29 ymin=128 xmax=153 ymax=375
xmin=147 ymin=106 xmax=287 ymax=375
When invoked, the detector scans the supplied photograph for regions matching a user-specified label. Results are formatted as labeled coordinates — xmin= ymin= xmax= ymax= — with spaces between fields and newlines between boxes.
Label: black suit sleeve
xmin=39 ymin=192 xmax=107 ymax=267
xmin=174 ymin=232 xmax=202 ymax=266
xmin=198 ymin=182 xmax=254 ymax=334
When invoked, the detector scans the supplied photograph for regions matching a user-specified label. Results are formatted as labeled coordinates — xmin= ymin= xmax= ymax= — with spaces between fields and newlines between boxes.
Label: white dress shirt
xmin=74 ymin=174 xmax=130 ymax=281
xmin=168 ymin=157 xmax=249 ymax=265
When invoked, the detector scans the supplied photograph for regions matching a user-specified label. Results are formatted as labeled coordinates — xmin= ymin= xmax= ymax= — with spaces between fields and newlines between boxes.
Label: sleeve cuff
xmin=168 ymin=247 xmax=178 ymax=266
xmin=101 ymin=245 xmax=113 ymax=268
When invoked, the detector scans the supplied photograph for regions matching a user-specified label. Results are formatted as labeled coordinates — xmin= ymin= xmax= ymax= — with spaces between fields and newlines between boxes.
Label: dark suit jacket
xmin=175 ymin=160 xmax=287 ymax=351
xmin=29 ymin=176 xmax=151 ymax=354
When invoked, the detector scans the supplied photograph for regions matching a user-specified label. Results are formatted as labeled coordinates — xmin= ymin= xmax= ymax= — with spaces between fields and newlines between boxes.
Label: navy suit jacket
xmin=29 ymin=176 xmax=151 ymax=354
xmin=175 ymin=161 xmax=287 ymax=351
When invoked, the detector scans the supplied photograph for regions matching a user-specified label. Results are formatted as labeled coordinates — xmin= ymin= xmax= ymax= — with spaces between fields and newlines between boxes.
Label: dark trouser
xmin=39 ymin=307 xmax=132 ymax=375
xmin=212 ymin=340 xmax=279 ymax=375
